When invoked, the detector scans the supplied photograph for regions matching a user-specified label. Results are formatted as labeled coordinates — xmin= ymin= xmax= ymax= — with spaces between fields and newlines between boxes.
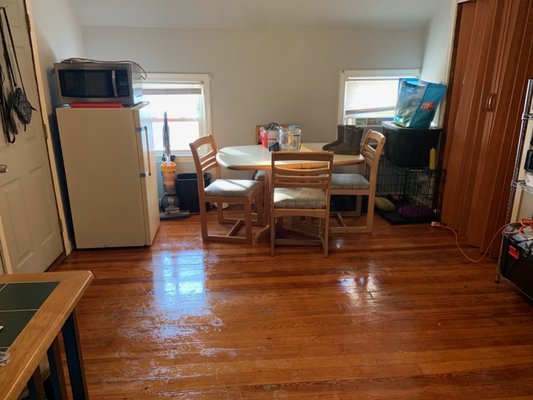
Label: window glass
xmin=340 ymin=70 xmax=419 ymax=125
xmin=142 ymin=75 xmax=210 ymax=153
xmin=344 ymin=78 xmax=399 ymax=118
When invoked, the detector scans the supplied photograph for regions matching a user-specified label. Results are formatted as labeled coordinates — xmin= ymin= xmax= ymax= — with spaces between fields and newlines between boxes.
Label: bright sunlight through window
xmin=339 ymin=70 xmax=420 ymax=124
xmin=142 ymin=74 xmax=211 ymax=154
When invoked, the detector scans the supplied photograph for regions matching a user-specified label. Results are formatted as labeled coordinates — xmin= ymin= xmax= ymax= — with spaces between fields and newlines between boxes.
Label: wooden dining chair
xmin=189 ymin=135 xmax=263 ymax=243
xmin=270 ymin=151 xmax=334 ymax=257
xmin=330 ymin=129 xmax=386 ymax=233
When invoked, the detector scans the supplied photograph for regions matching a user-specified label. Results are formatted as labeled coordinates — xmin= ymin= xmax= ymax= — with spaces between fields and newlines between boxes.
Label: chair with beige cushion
xmin=270 ymin=151 xmax=333 ymax=256
xmin=189 ymin=135 xmax=263 ymax=243
xmin=330 ymin=129 xmax=386 ymax=233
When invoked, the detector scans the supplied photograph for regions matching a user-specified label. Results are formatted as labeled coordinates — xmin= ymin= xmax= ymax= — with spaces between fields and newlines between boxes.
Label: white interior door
xmin=0 ymin=0 xmax=63 ymax=273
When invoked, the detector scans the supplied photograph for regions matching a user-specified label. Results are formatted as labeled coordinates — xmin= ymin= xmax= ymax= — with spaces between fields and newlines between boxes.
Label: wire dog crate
xmin=373 ymin=157 xmax=443 ymax=224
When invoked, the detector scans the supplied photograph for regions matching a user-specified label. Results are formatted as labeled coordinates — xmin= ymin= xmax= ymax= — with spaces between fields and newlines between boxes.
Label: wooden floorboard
xmin=56 ymin=213 xmax=533 ymax=399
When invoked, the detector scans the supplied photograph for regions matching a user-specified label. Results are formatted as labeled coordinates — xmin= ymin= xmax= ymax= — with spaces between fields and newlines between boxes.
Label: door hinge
xmin=135 ymin=127 xmax=143 ymax=133
xmin=58 ymin=218 xmax=64 ymax=234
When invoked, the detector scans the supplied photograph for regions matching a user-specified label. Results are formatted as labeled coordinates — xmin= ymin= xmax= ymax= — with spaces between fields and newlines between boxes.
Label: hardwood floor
xmin=57 ymin=213 xmax=533 ymax=399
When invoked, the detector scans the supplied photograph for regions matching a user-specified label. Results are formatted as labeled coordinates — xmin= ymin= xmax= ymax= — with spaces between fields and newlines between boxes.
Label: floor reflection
xmin=115 ymin=250 xmax=218 ymax=342
xmin=152 ymin=250 xmax=209 ymax=316
xmin=338 ymin=272 xmax=377 ymax=303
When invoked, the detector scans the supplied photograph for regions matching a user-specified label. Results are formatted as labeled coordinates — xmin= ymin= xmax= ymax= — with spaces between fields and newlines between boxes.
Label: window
xmin=338 ymin=69 xmax=420 ymax=125
xmin=142 ymin=73 xmax=211 ymax=155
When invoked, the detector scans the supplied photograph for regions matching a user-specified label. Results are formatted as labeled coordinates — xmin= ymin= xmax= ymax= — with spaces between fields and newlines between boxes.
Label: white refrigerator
xmin=56 ymin=103 xmax=160 ymax=248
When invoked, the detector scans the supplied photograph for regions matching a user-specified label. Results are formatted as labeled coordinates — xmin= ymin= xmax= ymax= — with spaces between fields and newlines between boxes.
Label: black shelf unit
xmin=497 ymin=79 xmax=533 ymax=298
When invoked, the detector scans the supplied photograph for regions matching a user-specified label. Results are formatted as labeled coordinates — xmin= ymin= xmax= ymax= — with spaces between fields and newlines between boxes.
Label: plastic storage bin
xmin=499 ymin=225 xmax=533 ymax=301
xmin=382 ymin=121 xmax=442 ymax=168
xmin=176 ymin=173 xmax=212 ymax=213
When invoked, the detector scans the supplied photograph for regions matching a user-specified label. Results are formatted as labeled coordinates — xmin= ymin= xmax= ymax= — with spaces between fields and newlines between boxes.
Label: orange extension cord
xmin=431 ymin=219 xmax=533 ymax=263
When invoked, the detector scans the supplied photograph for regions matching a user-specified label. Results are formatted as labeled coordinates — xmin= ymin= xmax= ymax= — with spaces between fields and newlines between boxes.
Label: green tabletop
xmin=0 ymin=282 xmax=59 ymax=349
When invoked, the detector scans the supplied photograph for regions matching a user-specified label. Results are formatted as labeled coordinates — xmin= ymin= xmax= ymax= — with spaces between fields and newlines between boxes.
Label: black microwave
xmin=54 ymin=61 xmax=143 ymax=106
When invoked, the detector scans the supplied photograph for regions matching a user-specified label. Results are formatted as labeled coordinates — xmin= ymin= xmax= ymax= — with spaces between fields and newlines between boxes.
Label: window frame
xmin=142 ymin=73 xmax=212 ymax=160
xmin=338 ymin=69 xmax=421 ymax=124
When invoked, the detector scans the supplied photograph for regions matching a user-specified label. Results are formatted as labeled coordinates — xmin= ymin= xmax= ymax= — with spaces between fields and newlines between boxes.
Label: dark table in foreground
xmin=0 ymin=271 xmax=93 ymax=400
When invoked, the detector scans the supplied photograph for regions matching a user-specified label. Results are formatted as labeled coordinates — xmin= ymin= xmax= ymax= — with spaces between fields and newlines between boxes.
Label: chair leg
xmin=264 ymin=178 xmax=270 ymax=219
xmin=355 ymin=195 xmax=363 ymax=217
xmin=255 ymin=189 xmax=264 ymax=226
xmin=244 ymin=201 xmax=253 ymax=244
xmin=216 ymin=202 xmax=224 ymax=223
xmin=324 ymin=214 xmax=330 ymax=257
xmin=270 ymin=213 xmax=276 ymax=256
xmin=365 ymin=195 xmax=376 ymax=232
xmin=329 ymin=192 xmax=377 ymax=234
xmin=199 ymin=201 xmax=209 ymax=241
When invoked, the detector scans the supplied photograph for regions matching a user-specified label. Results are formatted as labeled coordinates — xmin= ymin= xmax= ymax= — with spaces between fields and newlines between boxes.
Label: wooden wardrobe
xmin=441 ymin=0 xmax=533 ymax=255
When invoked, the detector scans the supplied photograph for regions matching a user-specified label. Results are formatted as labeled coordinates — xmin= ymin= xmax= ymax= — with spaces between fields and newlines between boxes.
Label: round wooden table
xmin=216 ymin=143 xmax=363 ymax=171
xmin=216 ymin=144 xmax=364 ymax=243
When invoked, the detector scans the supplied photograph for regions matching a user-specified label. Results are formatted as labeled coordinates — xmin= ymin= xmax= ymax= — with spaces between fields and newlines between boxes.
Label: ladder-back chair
xmin=270 ymin=151 xmax=333 ymax=256
xmin=189 ymin=135 xmax=263 ymax=243
xmin=330 ymin=129 xmax=386 ymax=233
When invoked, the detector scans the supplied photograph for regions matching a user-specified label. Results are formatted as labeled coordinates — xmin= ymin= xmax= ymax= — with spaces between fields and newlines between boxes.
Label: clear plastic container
xmin=279 ymin=127 xmax=301 ymax=151
xmin=267 ymin=130 xmax=278 ymax=146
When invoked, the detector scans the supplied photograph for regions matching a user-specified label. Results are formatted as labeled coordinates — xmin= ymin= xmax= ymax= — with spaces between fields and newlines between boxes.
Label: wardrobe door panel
xmin=441 ymin=0 xmax=502 ymax=233
xmin=441 ymin=0 xmax=533 ymax=253
xmin=468 ymin=0 xmax=533 ymax=252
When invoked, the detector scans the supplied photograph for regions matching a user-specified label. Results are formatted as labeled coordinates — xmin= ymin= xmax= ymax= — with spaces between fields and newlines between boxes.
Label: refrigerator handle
xmin=144 ymin=126 xmax=152 ymax=177
xmin=136 ymin=126 xmax=151 ymax=178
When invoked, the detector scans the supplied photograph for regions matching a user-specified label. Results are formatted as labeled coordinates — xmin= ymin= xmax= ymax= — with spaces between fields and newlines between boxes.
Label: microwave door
xmin=55 ymin=63 xmax=138 ymax=105
xmin=59 ymin=70 xmax=115 ymax=100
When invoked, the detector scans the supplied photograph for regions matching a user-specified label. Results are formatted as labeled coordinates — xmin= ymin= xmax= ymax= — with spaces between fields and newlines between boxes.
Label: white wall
xmin=30 ymin=0 xmax=84 ymax=103
xmin=29 ymin=0 xmax=85 ymax=252
xmin=420 ymin=0 xmax=455 ymax=84
xmin=82 ymin=27 xmax=425 ymax=154
xmin=419 ymin=0 xmax=455 ymax=128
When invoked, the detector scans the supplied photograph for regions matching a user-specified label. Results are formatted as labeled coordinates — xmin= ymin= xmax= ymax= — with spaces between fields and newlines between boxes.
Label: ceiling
xmin=71 ymin=0 xmax=442 ymax=30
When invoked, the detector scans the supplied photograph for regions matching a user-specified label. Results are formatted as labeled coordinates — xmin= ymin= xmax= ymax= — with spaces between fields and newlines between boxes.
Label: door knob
xmin=0 ymin=164 xmax=7 ymax=173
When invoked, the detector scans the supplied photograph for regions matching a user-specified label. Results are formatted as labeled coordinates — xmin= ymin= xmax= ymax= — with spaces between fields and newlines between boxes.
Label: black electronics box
xmin=382 ymin=121 xmax=442 ymax=168
xmin=499 ymin=225 xmax=533 ymax=301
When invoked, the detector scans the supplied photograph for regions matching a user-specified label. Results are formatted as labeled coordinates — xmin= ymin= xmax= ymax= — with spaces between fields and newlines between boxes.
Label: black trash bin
xmin=176 ymin=173 xmax=212 ymax=213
